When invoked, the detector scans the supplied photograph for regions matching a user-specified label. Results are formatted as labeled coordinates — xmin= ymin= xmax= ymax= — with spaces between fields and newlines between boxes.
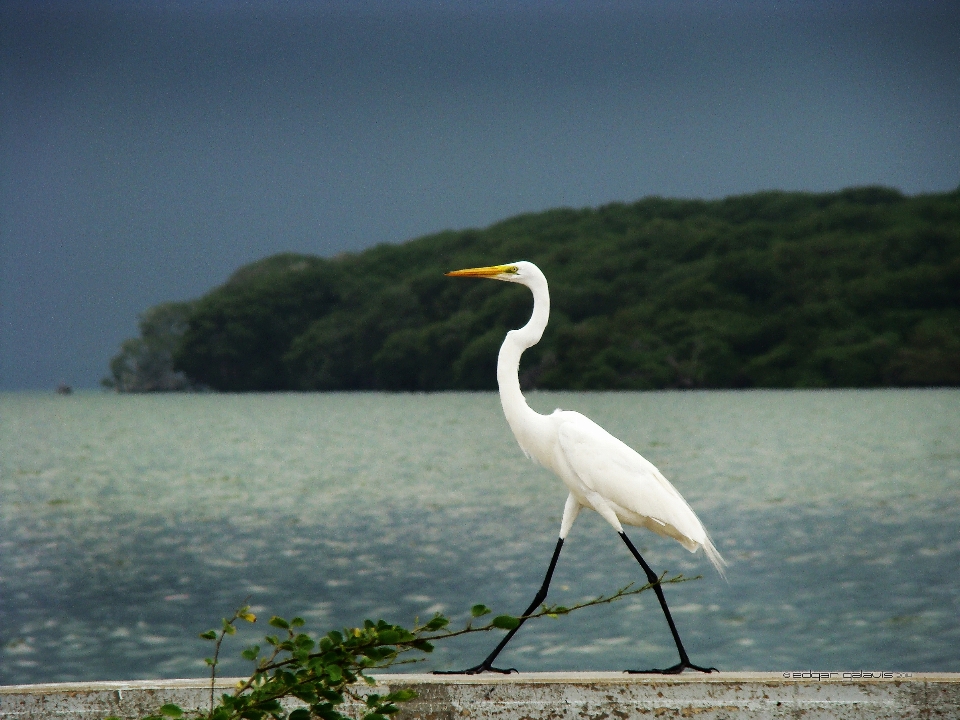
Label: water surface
xmin=1 ymin=389 xmax=958 ymax=683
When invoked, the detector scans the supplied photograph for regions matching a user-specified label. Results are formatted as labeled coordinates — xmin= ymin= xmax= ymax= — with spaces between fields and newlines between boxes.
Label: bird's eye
xmin=503 ymin=266 xmax=519 ymax=275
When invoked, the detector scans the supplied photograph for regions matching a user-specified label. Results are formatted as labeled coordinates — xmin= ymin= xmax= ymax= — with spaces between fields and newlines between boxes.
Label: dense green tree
xmin=103 ymin=302 xmax=195 ymax=392
xmin=173 ymin=255 xmax=339 ymax=391
xmin=109 ymin=186 xmax=960 ymax=391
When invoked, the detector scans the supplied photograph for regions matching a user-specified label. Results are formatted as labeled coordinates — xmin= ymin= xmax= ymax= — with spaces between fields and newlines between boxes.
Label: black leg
xmin=618 ymin=532 xmax=717 ymax=674
xmin=435 ymin=537 xmax=565 ymax=675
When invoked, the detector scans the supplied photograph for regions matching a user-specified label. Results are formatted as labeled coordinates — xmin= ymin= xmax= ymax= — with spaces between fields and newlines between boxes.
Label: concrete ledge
xmin=2 ymin=673 xmax=959 ymax=720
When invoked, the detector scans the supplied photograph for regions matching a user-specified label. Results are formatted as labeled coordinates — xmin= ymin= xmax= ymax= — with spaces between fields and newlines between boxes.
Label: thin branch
xmin=419 ymin=574 xmax=693 ymax=643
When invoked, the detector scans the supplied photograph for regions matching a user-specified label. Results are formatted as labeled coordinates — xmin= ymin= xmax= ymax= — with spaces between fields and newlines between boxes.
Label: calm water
xmin=1 ymin=390 xmax=958 ymax=684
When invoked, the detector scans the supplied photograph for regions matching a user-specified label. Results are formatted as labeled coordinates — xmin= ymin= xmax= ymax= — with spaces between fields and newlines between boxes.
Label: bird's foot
xmin=626 ymin=661 xmax=717 ymax=675
xmin=433 ymin=664 xmax=518 ymax=675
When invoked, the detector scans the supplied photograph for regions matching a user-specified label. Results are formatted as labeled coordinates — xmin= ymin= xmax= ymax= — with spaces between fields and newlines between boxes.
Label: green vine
xmin=116 ymin=573 xmax=694 ymax=720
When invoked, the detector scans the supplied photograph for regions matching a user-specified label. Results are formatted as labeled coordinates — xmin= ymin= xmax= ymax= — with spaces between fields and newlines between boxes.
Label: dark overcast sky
xmin=2 ymin=1 xmax=958 ymax=390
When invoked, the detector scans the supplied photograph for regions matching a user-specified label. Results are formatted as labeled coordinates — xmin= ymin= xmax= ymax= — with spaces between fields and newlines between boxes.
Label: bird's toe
xmin=434 ymin=664 xmax=518 ymax=675
xmin=626 ymin=661 xmax=716 ymax=675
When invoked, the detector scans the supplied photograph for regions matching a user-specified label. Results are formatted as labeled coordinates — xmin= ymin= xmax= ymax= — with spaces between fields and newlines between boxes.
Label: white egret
xmin=439 ymin=261 xmax=725 ymax=675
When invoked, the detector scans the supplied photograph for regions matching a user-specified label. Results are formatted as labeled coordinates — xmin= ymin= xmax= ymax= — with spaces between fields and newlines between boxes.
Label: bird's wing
xmin=556 ymin=412 xmax=707 ymax=548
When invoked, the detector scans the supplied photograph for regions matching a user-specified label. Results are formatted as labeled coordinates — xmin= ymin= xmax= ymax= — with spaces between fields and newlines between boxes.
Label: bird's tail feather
xmin=701 ymin=535 xmax=727 ymax=580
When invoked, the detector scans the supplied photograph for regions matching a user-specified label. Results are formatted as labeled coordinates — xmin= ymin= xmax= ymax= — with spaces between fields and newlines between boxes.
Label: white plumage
xmin=557 ymin=411 xmax=725 ymax=572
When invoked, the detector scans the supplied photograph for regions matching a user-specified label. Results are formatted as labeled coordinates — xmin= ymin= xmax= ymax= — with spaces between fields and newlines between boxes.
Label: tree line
xmin=105 ymin=186 xmax=960 ymax=392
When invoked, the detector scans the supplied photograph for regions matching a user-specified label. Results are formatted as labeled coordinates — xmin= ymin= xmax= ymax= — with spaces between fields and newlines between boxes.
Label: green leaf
xmin=316 ymin=707 xmax=346 ymax=720
xmin=424 ymin=616 xmax=449 ymax=631
xmin=278 ymin=670 xmax=296 ymax=687
xmin=204 ymin=657 xmax=216 ymax=666
xmin=222 ymin=622 xmax=237 ymax=635
xmin=377 ymin=630 xmax=400 ymax=644
xmin=241 ymin=645 xmax=260 ymax=661
xmin=291 ymin=617 xmax=305 ymax=628
xmin=326 ymin=664 xmax=343 ymax=682
xmin=269 ymin=616 xmax=290 ymax=629
xmin=470 ymin=604 xmax=492 ymax=617
xmin=292 ymin=687 xmax=318 ymax=704
xmin=199 ymin=630 xmax=218 ymax=640
xmin=294 ymin=634 xmax=315 ymax=650
xmin=158 ymin=704 xmax=184 ymax=718
xmin=362 ymin=646 xmax=396 ymax=662
xmin=289 ymin=709 xmax=311 ymax=720
xmin=492 ymin=615 xmax=520 ymax=630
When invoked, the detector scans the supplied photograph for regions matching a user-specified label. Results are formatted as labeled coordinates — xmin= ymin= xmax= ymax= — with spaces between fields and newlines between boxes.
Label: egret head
xmin=445 ymin=261 xmax=537 ymax=285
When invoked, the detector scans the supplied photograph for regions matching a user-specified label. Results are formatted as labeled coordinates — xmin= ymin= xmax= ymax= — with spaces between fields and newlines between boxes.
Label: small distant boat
xmin=56 ymin=383 xmax=72 ymax=395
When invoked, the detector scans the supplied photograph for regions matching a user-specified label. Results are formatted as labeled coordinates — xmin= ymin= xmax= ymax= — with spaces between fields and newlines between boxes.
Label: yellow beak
xmin=446 ymin=264 xmax=517 ymax=278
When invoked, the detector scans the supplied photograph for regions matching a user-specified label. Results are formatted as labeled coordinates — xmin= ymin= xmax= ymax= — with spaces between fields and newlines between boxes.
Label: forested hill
xmin=110 ymin=186 xmax=960 ymax=392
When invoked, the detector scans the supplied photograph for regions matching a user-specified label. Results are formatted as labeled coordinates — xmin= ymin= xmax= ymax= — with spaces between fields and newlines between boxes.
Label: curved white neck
xmin=497 ymin=269 xmax=550 ymax=438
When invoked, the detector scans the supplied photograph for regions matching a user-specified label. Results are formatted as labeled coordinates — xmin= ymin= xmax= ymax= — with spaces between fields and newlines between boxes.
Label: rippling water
xmin=1 ymin=389 xmax=958 ymax=684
